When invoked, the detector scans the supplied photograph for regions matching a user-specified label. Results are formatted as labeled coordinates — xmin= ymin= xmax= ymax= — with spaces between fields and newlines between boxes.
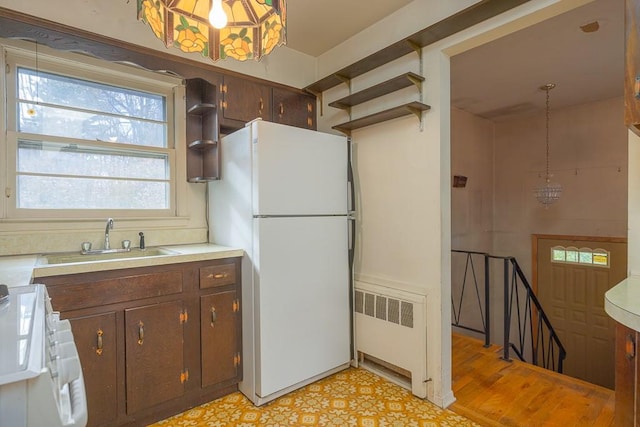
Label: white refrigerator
xmin=209 ymin=119 xmax=351 ymax=406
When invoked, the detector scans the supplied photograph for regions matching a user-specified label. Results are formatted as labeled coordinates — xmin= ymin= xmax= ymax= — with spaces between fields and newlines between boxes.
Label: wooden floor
xmin=450 ymin=334 xmax=616 ymax=426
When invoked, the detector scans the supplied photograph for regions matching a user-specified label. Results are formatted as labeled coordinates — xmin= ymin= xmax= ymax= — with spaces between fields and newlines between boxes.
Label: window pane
xmin=579 ymin=251 xmax=593 ymax=264
xmin=17 ymin=176 xmax=169 ymax=209
xmin=18 ymin=68 xmax=165 ymax=121
xmin=593 ymin=252 xmax=609 ymax=266
xmin=552 ymin=248 xmax=566 ymax=261
xmin=18 ymin=102 xmax=166 ymax=148
xmin=18 ymin=140 xmax=168 ymax=180
xmin=566 ymin=250 xmax=579 ymax=263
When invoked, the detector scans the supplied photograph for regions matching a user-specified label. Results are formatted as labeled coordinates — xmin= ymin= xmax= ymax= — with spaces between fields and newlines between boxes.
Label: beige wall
xmin=493 ymin=96 xmax=628 ymax=279
xmin=451 ymin=107 xmax=495 ymax=253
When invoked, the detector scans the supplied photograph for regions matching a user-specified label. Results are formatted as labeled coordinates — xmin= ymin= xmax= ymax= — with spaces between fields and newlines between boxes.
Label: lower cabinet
xmin=39 ymin=257 xmax=241 ymax=427
xmin=201 ymin=291 xmax=240 ymax=387
xmin=615 ymin=322 xmax=639 ymax=426
xmin=125 ymin=300 xmax=186 ymax=414
xmin=69 ymin=313 xmax=118 ymax=427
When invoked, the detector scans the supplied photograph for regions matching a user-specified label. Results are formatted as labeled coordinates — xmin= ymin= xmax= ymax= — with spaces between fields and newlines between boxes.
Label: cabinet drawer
xmin=200 ymin=264 xmax=236 ymax=289
xmin=45 ymin=270 xmax=183 ymax=312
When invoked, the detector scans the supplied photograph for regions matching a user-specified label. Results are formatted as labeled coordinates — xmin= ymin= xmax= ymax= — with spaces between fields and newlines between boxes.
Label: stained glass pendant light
xmin=137 ymin=0 xmax=287 ymax=62
xmin=534 ymin=83 xmax=562 ymax=207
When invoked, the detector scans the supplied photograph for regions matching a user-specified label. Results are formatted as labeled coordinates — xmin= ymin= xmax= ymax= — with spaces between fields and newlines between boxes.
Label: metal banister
xmin=451 ymin=250 xmax=567 ymax=373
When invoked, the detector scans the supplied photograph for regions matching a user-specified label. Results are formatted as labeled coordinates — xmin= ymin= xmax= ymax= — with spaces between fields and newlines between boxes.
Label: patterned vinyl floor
xmin=150 ymin=368 xmax=478 ymax=426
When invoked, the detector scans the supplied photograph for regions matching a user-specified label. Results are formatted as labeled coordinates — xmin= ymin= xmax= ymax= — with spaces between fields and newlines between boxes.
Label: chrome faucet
xmin=104 ymin=218 xmax=114 ymax=250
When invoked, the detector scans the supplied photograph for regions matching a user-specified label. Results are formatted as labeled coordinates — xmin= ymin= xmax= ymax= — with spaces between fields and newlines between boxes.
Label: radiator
xmin=354 ymin=280 xmax=428 ymax=398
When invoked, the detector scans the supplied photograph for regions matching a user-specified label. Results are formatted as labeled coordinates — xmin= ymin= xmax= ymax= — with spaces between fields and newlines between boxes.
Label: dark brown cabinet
xmin=201 ymin=291 xmax=240 ymax=387
xmin=39 ymin=257 xmax=241 ymax=427
xmin=220 ymin=75 xmax=272 ymax=126
xmin=124 ymin=301 xmax=186 ymax=414
xmin=625 ymin=0 xmax=640 ymax=135
xmin=272 ymin=87 xmax=316 ymax=129
xmin=615 ymin=322 xmax=639 ymax=426
xmin=69 ymin=313 xmax=118 ymax=427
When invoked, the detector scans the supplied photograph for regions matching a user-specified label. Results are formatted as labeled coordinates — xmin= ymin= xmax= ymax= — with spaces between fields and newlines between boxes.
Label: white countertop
xmin=0 ymin=244 xmax=243 ymax=286
xmin=605 ymin=275 xmax=640 ymax=332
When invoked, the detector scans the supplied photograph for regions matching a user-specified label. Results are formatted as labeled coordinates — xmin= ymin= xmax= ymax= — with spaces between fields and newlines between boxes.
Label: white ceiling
xmin=285 ymin=0 xmax=413 ymax=57
xmin=285 ymin=0 xmax=623 ymax=120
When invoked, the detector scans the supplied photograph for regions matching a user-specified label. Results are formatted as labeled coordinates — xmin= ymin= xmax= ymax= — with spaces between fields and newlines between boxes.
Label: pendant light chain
xmin=545 ymin=84 xmax=550 ymax=181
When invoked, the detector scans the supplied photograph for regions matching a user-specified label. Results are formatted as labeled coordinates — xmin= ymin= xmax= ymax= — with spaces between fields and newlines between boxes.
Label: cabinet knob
xmin=207 ymin=273 xmax=227 ymax=280
xmin=210 ymin=307 xmax=217 ymax=326
xmin=137 ymin=321 xmax=145 ymax=345
xmin=279 ymin=103 xmax=284 ymax=116
xmin=96 ymin=329 xmax=104 ymax=356
xmin=259 ymin=98 xmax=264 ymax=114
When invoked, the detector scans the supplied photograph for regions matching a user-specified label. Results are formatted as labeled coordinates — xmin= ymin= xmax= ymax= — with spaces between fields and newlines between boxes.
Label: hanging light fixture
xmin=137 ymin=0 xmax=287 ymax=62
xmin=534 ymin=83 xmax=562 ymax=207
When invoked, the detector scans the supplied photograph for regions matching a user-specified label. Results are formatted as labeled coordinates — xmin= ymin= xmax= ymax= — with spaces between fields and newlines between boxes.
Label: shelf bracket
xmin=407 ymin=106 xmax=425 ymax=132
xmin=335 ymin=73 xmax=351 ymax=88
xmin=407 ymin=74 xmax=423 ymax=93
xmin=407 ymin=40 xmax=422 ymax=57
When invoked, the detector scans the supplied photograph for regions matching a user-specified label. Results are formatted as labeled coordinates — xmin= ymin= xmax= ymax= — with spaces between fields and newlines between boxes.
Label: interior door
xmin=536 ymin=236 xmax=627 ymax=389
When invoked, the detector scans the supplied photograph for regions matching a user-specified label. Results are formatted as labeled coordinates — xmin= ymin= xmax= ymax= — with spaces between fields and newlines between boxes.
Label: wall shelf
xmin=328 ymin=72 xmax=425 ymax=111
xmin=187 ymin=103 xmax=216 ymax=115
xmin=186 ymin=78 xmax=220 ymax=183
xmin=332 ymin=101 xmax=431 ymax=135
xmin=188 ymin=139 xmax=217 ymax=150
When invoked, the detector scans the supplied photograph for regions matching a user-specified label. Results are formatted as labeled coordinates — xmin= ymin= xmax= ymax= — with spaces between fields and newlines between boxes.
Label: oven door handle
xmin=65 ymin=371 xmax=88 ymax=427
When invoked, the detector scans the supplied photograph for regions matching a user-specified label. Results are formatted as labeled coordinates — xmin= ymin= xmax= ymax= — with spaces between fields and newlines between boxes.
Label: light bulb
xmin=209 ymin=0 xmax=228 ymax=29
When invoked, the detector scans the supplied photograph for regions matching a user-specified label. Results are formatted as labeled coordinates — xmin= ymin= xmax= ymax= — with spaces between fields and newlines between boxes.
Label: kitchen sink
xmin=38 ymin=248 xmax=178 ymax=265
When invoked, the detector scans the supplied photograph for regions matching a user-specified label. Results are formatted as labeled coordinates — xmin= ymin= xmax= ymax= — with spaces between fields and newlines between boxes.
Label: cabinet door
xmin=125 ymin=300 xmax=185 ymax=414
xmin=272 ymin=88 xmax=316 ymax=129
xmin=625 ymin=0 xmax=640 ymax=134
xmin=68 ymin=312 xmax=118 ymax=427
xmin=615 ymin=323 xmax=636 ymax=427
xmin=201 ymin=291 xmax=240 ymax=387
xmin=221 ymin=75 xmax=272 ymax=123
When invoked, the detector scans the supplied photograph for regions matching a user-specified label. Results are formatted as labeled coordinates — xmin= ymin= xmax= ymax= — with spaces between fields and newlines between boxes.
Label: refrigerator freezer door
xmin=251 ymin=121 xmax=348 ymax=216
xmin=253 ymin=216 xmax=350 ymax=398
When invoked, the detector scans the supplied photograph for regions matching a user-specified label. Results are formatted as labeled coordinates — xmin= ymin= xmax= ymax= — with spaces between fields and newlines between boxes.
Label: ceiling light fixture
xmin=534 ymin=83 xmax=562 ymax=208
xmin=138 ymin=0 xmax=287 ymax=62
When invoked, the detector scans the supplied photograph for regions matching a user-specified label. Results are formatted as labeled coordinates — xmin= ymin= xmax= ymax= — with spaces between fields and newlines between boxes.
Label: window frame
xmin=1 ymin=40 xmax=187 ymax=221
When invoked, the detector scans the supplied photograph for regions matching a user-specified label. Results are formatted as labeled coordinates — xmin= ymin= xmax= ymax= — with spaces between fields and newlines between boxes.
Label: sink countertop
xmin=605 ymin=275 xmax=640 ymax=332
xmin=0 ymin=243 xmax=243 ymax=286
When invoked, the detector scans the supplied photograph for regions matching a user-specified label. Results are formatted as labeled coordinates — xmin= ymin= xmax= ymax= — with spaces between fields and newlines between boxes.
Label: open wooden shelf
xmin=332 ymin=101 xmax=430 ymax=135
xmin=187 ymin=103 xmax=216 ymax=115
xmin=188 ymin=139 xmax=217 ymax=150
xmin=328 ymin=73 xmax=424 ymax=110
xmin=304 ymin=0 xmax=529 ymax=94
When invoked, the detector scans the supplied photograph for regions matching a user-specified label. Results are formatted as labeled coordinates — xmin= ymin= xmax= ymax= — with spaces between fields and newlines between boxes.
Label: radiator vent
xmin=355 ymin=290 xmax=414 ymax=329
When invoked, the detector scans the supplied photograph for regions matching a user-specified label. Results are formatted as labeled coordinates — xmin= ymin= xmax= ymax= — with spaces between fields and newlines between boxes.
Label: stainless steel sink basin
xmin=38 ymin=248 xmax=178 ymax=265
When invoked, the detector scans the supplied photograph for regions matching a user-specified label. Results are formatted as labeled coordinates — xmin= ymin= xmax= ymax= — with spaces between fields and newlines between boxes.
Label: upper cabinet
xmin=272 ymin=87 xmax=316 ymax=130
xmin=625 ymin=0 xmax=640 ymax=135
xmin=219 ymin=75 xmax=316 ymax=132
xmin=220 ymin=75 xmax=272 ymax=127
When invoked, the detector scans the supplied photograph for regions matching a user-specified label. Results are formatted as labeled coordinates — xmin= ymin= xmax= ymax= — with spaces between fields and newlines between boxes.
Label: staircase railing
xmin=451 ymin=250 xmax=567 ymax=373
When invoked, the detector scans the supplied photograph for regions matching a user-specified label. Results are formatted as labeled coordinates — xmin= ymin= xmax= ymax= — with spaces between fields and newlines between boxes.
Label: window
xmin=2 ymin=42 xmax=185 ymax=219
xmin=551 ymin=246 xmax=610 ymax=268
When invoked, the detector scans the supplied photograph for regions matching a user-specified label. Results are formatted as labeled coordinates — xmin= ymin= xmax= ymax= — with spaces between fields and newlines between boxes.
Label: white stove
xmin=0 ymin=284 xmax=87 ymax=427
